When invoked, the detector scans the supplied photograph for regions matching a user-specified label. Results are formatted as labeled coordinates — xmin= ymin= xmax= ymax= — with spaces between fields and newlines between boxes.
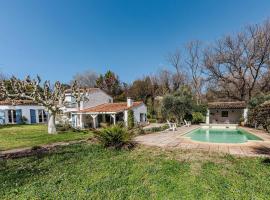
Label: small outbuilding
xmin=206 ymin=101 xmax=248 ymax=124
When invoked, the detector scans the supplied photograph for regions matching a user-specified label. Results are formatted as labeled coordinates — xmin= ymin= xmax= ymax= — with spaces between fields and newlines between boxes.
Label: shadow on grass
xmin=262 ymin=158 xmax=270 ymax=165
xmin=0 ymin=158 xmax=50 ymax=193
xmin=0 ymin=124 xmax=34 ymax=130
xmin=251 ymin=146 xmax=270 ymax=156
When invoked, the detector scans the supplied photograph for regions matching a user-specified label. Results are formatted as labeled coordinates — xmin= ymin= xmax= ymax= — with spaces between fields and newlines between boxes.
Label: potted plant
xmin=239 ymin=117 xmax=245 ymax=126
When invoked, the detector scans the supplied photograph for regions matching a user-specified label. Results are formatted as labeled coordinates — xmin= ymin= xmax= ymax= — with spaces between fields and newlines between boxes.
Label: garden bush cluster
xmin=248 ymin=101 xmax=270 ymax=132
xmin=94 ymin=125 xmax=134 ymax=149
xmin=56 ymin=123 xmax=83 ymax=133
xmin=144 ymin=125 xmax=169 ymax=133
xmin=127 ymin=110 xmax=135 ymax=129
xmin=191 ymin=112 xmax=205 ymax=124
xmin=161 ymin=86 xmax=206 ymax=124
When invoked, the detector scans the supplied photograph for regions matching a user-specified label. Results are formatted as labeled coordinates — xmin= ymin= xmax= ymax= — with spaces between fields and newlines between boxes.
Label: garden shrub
xmin=248 ymin=93 xmax=270 ymax=109
xmin=239 ymin=117 xmax=244 ymax=125
xmin=148 ymin=119 xmax=157 ymax=123
xmin=157 ymin=118 xmax=166 ymax=123
xmin=161 ymin=86 xmax=193 ymax=124
xmin=130 ymin=126 xmax=145 ymax=135
xmin=56 ymin=124 xmax=71 ymax=132
xmin=99 ymin=122 xmax=110 ymax=128
xmin=94 ymin=125 xmax=133 ymax=149
xmin=248 ymin=101 xmax=270 ymax=132
xmin=184 ymin=113 xmax=193 ymax=122
xmin=192 ymin=103 xmax=208 ymax=115
xmin=144 ymin=125 xmax=169 ymax=133
xmin=128 ymin=110 xmax=134 ymax=129
xmin=192 ymin=112 xmax=204 ymax=124
xmin=56 ymin=123 xmax=80 ymax=132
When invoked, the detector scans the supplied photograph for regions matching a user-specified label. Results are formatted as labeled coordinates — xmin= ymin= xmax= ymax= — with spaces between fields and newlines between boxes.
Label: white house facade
xmin=0 ymin=100 xmax=47 ymax=125
xmin=62 ymin=88 xmax=113 ymax=114
xmin=61 ymin=88 xmax=147 ymax=129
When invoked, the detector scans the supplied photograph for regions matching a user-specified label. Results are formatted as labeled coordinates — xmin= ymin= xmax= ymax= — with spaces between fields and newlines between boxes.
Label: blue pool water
xmin=185 ymin=128 xmax=263 ymax=143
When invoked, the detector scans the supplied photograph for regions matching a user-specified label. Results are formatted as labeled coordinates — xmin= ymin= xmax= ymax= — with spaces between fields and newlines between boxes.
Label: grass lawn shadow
xmin=261 ymin=158 xmax=270 ymax=165
xmin=251 ymin=146 xmax=270 ymax=156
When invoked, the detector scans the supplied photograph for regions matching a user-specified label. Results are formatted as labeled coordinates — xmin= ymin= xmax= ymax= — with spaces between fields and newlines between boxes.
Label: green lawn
xmin=0 ymin=124 xmax=92 ymax=151
xmin=1 ymin=143 xmax=270 ymax=199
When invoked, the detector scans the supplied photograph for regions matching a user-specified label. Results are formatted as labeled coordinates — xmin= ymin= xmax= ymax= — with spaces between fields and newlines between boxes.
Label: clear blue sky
xmin=0 ymin=0 xmax=270 ymax=84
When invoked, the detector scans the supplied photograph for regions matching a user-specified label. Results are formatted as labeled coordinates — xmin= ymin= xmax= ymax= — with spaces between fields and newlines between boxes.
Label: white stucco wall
xmin=206 ymin=109 xmax=210 ymax=124
xmin=64 ymin=95 xmax=74 ymax=102
xmin=124 ymin=110 xmax=128 ymax=127
xmin=243 ymin=108 xmax=248 ymax=123
xmin=132 ymin=104 xmax=147 ymax=123
xmin=123 ymin=104 xmax=147 ymax=126
xmin=64 ymin=90 xmax=113 ymax=113
xmin=81 ymin=90 xmax=113 ymax=110
xmin=209 ymin=108 xmax=243 ymax=124
xmin=0 ymin=105 xmax=46 ymax=124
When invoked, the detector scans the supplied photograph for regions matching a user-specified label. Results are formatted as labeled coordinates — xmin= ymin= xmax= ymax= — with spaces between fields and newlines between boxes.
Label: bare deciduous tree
xmin=71 ymin=70 xmax=98 ymax=88
xmin=154 ymin=69 xmax=172 ymax=95
xmin=259 ymin=70 xmax=270 ymax=93
xmin=167 ymin=50 xmax=186 ymax=91
xmin=185 ymin=40 xmax=204 ymax=105
xmin=0 ymin=72 xmax=6 ymax=80
xmin=70 ymin=81 xmax=88 ymax=109
xmin=0 ymin=76 xmax=82 ymax=134
xmin=204 ymin=20 xmax=270 ymax=101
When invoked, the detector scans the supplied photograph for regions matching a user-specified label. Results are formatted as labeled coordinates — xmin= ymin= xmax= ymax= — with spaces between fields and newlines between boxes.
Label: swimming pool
xmin=185 ymin=128 xmax=263 ymax=143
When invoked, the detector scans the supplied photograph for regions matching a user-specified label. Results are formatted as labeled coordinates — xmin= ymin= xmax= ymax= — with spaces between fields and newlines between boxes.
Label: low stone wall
xmin=200 ymin=123 xmax=238 ymax=129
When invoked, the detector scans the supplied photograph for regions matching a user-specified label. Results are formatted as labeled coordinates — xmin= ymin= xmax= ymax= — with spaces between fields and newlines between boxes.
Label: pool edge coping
xmin=178 ymin=126 xmax=270 ymax=146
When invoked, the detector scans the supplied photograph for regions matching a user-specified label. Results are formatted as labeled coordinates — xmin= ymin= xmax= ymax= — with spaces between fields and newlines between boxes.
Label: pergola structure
xmin=72 ymin=112 xmax=118 ymax=129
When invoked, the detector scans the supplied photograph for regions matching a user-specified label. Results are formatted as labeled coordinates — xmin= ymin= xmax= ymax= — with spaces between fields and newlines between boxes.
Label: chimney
xmin=127 ymin=97 xmax=133 ymax=107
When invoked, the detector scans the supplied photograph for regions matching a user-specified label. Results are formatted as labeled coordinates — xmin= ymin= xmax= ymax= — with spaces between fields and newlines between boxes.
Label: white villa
xmin=62 ymin=88 xmax=147 ymax=129
xmin=0 ymin=88 xmax=147 ymax=128
xmin=0 ymin=100 xmax=47 ymax=125
xmin=206 ymin=101 xmax=248 ymax=124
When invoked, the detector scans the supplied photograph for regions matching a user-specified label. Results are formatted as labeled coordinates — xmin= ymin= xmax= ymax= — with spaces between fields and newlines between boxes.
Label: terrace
xmin=135 ymin=125 xmax=270 ymax=157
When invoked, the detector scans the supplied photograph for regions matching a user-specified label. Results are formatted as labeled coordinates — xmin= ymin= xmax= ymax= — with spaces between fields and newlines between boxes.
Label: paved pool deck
xmin=134 ymin=125 xmax=270 ymax=157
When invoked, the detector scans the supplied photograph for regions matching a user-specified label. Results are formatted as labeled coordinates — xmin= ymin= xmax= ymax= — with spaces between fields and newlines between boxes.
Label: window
xmin=140 ymin=113 xmax=145 ymax=122
xmin=221 ymin=111 xmax=228 ymax=118
xmin=38 ymin=110 xmax=47 ymax=123
xmin=43 ymin=111 xmax=47 ymax=122
xmin=65 ymin=95 xmax=76 ymax=103
xmin=71 ymin=96 xmax=76 ymax=103
xmin=7 ymin=110 xmax=16 ymax=123
xmin=0 ymin=110 xmax=5 ymax=124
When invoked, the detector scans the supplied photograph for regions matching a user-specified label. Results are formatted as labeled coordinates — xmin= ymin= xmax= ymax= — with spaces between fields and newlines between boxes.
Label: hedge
xmin=127 ymin=110 xmax=134 ymax=129
xmin=248 ymin=100 xmax=270 ymax=132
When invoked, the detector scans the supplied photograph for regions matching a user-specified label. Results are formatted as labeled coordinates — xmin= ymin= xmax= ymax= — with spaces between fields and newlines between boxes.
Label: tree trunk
xmin=196 ymin=94 xmax=199 ymax=105
xmin=48 ymin=113 xmax=57 ymax=134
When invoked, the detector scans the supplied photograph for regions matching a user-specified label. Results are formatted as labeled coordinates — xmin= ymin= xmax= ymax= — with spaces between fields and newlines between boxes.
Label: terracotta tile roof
xmin=208 ymin=101 xmax=246 ymax=109
xmin=65 ymin=88 xmax=102 ymax=94
xmin=0 ymin=100 xmax=39 ymax=106
xmin=79 ymin=101 xmax=144 ymax=113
